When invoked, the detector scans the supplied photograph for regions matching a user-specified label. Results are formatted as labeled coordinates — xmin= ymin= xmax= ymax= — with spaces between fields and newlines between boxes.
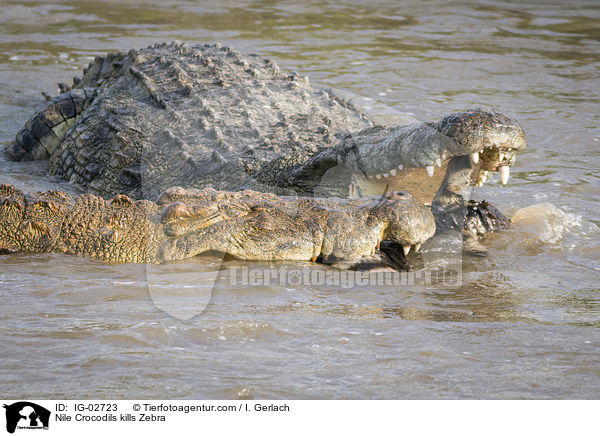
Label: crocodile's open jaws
xmin=350 ymin=109 xmax=526 ymax=198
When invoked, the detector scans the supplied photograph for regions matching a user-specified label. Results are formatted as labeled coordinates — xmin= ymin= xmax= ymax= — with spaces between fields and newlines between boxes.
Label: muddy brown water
xmin=1 ymin=0 xmax=599 ymax=399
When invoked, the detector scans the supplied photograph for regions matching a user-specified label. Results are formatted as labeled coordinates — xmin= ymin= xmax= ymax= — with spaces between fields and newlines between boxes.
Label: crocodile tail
xmin=5 ymin=88 xmax=98 ymax=161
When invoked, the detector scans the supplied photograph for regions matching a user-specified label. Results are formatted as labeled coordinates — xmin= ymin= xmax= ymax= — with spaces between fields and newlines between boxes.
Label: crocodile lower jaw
xmin=355 ymin=144 xmax=517 ymax=203
xmin=355 ymin=162 xmax=449 ymax=205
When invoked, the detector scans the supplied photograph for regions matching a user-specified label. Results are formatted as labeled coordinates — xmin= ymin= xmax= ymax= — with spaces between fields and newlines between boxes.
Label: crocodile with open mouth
xmin=3 ymin=41 xmax=526 ymax=264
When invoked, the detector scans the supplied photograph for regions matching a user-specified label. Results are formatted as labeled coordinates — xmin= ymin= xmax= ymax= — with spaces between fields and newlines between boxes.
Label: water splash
xmin=511 ymin=202 xmax=586 ymax=244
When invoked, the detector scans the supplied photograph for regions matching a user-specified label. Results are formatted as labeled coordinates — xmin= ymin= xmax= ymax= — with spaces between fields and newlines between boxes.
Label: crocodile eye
xmin=390 ymin=191 xmax=408 ymax=199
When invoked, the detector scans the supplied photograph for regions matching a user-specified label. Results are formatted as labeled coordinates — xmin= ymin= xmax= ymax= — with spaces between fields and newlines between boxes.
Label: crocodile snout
xmin=378 ymin=191 xmax=436 ymax=254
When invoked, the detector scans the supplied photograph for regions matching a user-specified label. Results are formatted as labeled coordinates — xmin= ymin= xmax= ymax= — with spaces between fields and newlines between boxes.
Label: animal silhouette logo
xmin=3 ymin=402 xmax=50 ymax=434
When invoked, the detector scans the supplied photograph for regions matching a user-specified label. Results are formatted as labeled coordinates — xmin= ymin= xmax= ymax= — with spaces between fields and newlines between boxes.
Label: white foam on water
xmin=511 ymin=202 xmax=584 ymax=244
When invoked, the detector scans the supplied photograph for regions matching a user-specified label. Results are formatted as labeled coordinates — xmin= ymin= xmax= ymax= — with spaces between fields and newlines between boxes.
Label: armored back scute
xmin=9 ymin=41 xmax=372 ymax=200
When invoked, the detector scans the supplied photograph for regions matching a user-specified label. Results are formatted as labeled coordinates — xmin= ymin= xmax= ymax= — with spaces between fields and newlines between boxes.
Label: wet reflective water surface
xmin=1 ymin=0 xmax=599 ymax=399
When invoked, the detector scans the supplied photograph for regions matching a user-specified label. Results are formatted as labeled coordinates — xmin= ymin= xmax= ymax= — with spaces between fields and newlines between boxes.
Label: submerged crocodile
xmin=3 ymin=41 xmax=526 ymax=264
xmin=0 ymin=184 xmax=433 ymax=265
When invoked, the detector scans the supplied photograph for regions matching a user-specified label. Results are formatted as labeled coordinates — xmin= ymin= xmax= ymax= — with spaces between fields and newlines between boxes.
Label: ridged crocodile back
xmin=44 ymin=41 xmax=372 ymax=199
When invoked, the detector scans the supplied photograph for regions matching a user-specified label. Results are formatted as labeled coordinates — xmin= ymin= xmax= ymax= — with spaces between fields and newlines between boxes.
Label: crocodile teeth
xmin=403 ymin=245 xmax=411 ymax=256
xmin=441 ymin=152 xmax=447 ymax=160
xmin=471 ymin=152 xmax=479 ymax=164
xmin=435 ymin=157 xmax=442 ymax=167
xmin=499 ymin=152 xmax=505 ymax=161
xmin=414 ymin=243 xmax=421 ymax=252
xmin=383 ymin=173 xmax=389 ymax=178
xmin=390 ymin=169 xmax=397 ymax=176
xmin=376 ymin=174 xmax=382 ymax=179
xmin=426 ymin=166 xmax=434 ymax=177
xmin=499 ymin=166 xmax=510 ymax=185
